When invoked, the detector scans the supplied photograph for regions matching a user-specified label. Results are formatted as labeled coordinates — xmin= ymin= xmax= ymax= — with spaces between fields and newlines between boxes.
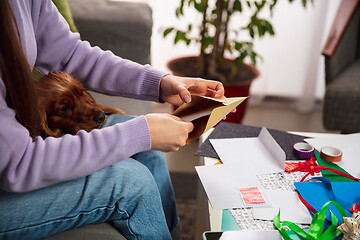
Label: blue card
xmin=294 ymin=180 xmax=360 ymax=222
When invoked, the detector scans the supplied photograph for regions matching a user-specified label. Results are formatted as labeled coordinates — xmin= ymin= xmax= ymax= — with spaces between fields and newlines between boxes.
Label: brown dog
xmin=35 ymin=71 xmax=126 ymax=137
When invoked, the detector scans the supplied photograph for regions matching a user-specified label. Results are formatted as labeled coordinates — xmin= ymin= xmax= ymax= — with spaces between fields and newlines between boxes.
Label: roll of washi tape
xmin=320 ymin=146 xmax=343 ymax=162
xmin=293 ymin=142 xmax=315 ymax=159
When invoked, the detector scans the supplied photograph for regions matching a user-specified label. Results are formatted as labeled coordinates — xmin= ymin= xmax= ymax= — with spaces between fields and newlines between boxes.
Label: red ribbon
xmin=285 ymin=157 xmax=360 ymax=182
xmin=286 ymin=157 xmax=325 ymax=182
xmin=286 ymin=157 xmax=360 ymax=222
xmin=350 ymin=203 xmax=360 ymax=213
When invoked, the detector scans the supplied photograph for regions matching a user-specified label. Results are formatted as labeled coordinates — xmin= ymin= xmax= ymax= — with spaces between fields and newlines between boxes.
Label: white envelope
xmin=252 ymin=190 xmax=312 ymax=224
xmin=209 ymin=127 xmax=286 ymax=173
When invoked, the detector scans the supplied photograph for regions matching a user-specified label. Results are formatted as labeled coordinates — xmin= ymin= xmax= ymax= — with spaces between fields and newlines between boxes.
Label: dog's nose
xmin=93 ymin=110 xmax=106 ymax=123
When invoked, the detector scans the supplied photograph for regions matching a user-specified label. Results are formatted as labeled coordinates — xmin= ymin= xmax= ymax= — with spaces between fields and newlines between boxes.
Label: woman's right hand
xmin=145 ymin=113 xmax=194 ymax=152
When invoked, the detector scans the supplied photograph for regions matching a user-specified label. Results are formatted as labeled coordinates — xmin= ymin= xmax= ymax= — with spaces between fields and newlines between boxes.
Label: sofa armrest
xmin=322 ymin=1 xmax=360 ymax=85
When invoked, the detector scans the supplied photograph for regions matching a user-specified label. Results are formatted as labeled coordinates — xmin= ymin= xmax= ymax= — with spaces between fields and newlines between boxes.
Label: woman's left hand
xmin=160 ymin=74 xmax=225 ymax=106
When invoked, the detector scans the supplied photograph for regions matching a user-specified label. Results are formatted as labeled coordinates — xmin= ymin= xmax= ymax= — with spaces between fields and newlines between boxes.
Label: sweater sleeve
xmin=0 ymin=0 xmax=160 ymax=192
xmin=32 ymin=0 xmax=167 ymax=102
xmin=0 ymin=84 xmax=151 ymax=192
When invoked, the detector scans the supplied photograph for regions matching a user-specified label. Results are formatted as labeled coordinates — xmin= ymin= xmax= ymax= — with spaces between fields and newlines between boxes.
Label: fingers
xmin=178 ymin=87 xmax=191 ymax=103
xmin=145 ymin=114 xmax=194 ymax=152
xmin=160 ymin=75 xmax=225 ymax=106
xmin=170 ymin=115 xmax=194 ymax=133
xmin=186 ymin=78 xmax=225 ymax=98
xmin=183 ymin=120 xmax=194 ymax=133
xmin=205 ymin=80 xmax=225 ymax=98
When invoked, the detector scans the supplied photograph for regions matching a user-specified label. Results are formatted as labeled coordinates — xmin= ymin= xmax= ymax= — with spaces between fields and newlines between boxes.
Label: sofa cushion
xmin=68 ymin=0 xmax=152 ymax=65
xmin=43 ymin=223 xmax=126 ymax=240
xmin=67 ymin=0 xmax=153 ymax=115
xmin=323 ymin=59 xmax=360 ymax=132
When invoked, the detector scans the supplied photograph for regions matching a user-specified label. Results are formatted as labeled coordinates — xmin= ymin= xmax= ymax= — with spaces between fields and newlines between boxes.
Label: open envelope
xmin=173 ymin=95 xmax=247 ymax=143
xmin=209 ymin=127 xmax=286 ymax=173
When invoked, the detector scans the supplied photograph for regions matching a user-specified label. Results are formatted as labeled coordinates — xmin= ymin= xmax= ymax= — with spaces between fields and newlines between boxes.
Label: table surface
xmin=199 ymin=129 xmax=339 ymax=231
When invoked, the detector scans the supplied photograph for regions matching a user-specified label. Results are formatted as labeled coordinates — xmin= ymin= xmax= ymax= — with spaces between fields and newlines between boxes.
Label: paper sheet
xmin=252 ymin=190 xmax=312 ymax=224
xmin=196 ymin=127 xmax=290 ymax=210
xmin=218 ymin=230 xmax=282 ymax=240
xmin=305 ymin=133 xmax=360 ymax=178
xmin=209 ymin=127 xmax=285 ymax=173
xmin=195 ymin=164 xmax=267 ymax=210
xmin=173 ymin=95 xmax=247 ymax=143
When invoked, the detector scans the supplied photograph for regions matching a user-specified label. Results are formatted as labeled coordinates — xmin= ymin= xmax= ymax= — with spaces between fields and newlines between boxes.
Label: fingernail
xmin=215 ymin=93 xmax=221 ymax=98
xmin=184 ymin=95 xmax=191 ymax=103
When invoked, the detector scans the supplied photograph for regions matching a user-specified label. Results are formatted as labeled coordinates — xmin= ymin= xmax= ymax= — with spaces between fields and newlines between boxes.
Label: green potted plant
xmin=163 ymin=0 xmax=311 ymax=123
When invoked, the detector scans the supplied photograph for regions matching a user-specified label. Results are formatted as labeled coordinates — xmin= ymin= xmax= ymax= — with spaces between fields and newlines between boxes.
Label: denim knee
xmin=103 ymin=160 xmax=171 ymax=239
xmin=105 ymin=159 xmax=159 ymax=201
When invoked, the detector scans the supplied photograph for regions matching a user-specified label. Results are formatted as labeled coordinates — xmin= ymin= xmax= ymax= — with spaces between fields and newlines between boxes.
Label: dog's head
xmin=35 ymin=71 xmax=107 ymax=137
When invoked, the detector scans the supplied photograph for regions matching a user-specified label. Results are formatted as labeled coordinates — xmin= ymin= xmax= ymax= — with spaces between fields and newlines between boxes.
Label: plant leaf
xmin=174 ymin=31 xmax=191 ymax=45
xmin=246 ymin=1 xmax=251 ymax=8
xmin=163 ymin=27 xmax=174 ymax=37
xmin=302 ymin=0 xmax=307 ymax=7
xmin=233 ymin=0 xmax=242 ymax=12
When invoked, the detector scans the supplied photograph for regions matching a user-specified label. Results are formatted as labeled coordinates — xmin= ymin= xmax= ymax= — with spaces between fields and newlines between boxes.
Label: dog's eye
xmin=59 ymin=104 xmax=70 ymax=113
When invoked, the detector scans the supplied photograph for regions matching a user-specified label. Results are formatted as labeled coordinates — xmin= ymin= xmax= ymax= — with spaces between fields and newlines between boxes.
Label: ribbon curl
xmin=351 ymin=203 xmax=360 ymax=214
xmin=337 ymin=211 xmax=360 ymax=240
xmin=285 ymin=157 xmax=325 ymax=182
xmin=274 ymin=201 xmax=347 ymax=240
xmin=285 ymin=157 xmax=360 ymax=182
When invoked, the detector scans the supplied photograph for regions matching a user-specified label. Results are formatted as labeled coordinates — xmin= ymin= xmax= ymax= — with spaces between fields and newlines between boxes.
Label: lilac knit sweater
xmin=0 ymin=0 xmax=167 ymax=192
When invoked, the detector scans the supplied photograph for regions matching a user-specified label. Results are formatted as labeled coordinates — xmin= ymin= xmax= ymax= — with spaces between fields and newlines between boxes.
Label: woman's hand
xmin=145 ymin=113 xmax=194 ymax=152
xmin=160 ymin=74 xmax=225 ymax=106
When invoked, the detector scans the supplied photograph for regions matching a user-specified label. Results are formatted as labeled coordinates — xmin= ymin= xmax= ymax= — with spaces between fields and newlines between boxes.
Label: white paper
xmin=252 ymin=190 xmax=312 ymax=224
xmin=180 ymin=107 xmax=213 ymax=122
xmin=209 ymin=127 xmax=285 ymax=173
xmin=218 ymin=230 xmax=282 ymax=240
xmin=195 ymin=164 xmax=267 ymax=210
xmin=305 ymin=133 xmax=360 ymax=178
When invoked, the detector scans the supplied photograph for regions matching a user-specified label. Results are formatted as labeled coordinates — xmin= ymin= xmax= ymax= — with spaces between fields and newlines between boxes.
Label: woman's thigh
xmin=0 ymin=158 xmax=170 ymax=240
xmin=105 ymin=114 xmax=179 ymax=231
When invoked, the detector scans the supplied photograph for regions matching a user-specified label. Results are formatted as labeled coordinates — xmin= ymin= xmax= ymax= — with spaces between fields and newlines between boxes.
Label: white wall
xmin=148 ymin=0 xmax=341 ymax=107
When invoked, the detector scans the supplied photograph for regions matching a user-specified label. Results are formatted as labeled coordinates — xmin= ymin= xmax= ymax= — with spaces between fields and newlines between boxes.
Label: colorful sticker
xmin=238 ymin=186 xmax=266 ymax=206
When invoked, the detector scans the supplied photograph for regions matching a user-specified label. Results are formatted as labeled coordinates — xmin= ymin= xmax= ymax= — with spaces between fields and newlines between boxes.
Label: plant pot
xmin=167 ymin=56 xmax=259 ymax=123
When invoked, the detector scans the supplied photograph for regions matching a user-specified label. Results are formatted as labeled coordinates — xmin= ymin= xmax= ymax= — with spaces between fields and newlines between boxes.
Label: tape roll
xmin=293 ymin=142 xmax=315 ymax=159
xmin=320 ymin=146 xmax=342 ymax=162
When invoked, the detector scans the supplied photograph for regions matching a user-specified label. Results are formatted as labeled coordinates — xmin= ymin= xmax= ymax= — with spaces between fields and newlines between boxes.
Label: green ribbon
xmin=274 ymin=201 xmax=347 ymax=240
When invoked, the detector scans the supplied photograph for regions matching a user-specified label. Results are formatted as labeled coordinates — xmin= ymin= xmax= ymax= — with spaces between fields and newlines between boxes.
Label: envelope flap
xmin=173 ymin=95 xmax=222 ymax=118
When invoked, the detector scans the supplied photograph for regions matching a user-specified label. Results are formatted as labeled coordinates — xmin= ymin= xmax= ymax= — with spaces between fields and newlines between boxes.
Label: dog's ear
xmin=38 ymin=105 xmax=63 ymax=138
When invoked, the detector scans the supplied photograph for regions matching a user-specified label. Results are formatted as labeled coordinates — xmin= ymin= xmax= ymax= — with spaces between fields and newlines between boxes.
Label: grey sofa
xmin=69 ymin=0 xmax=153 ymax=116
xmin=43 ymin=0 xmax=153 ymax=239
xmin=322 ymin=1 xmax=360 ymax=133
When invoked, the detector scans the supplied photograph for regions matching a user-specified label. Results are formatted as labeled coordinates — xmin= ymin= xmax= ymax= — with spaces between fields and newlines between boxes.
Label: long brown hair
xmin=0 ymin=0 xmax=41 ymax=137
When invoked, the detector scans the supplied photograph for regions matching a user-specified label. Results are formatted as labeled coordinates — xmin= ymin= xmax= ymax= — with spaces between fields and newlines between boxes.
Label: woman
xmin=0 ymin=0 xmax=225 ymax=239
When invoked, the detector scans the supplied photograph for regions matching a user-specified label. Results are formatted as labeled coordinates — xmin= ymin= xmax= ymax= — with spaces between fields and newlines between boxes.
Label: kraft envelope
xmin=173 ymin=95 xmax=247 ymax=143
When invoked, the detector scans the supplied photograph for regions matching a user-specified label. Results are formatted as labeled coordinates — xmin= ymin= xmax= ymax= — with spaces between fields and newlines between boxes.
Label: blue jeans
xmin=0 ymin=114 xmax=180 ymax=240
